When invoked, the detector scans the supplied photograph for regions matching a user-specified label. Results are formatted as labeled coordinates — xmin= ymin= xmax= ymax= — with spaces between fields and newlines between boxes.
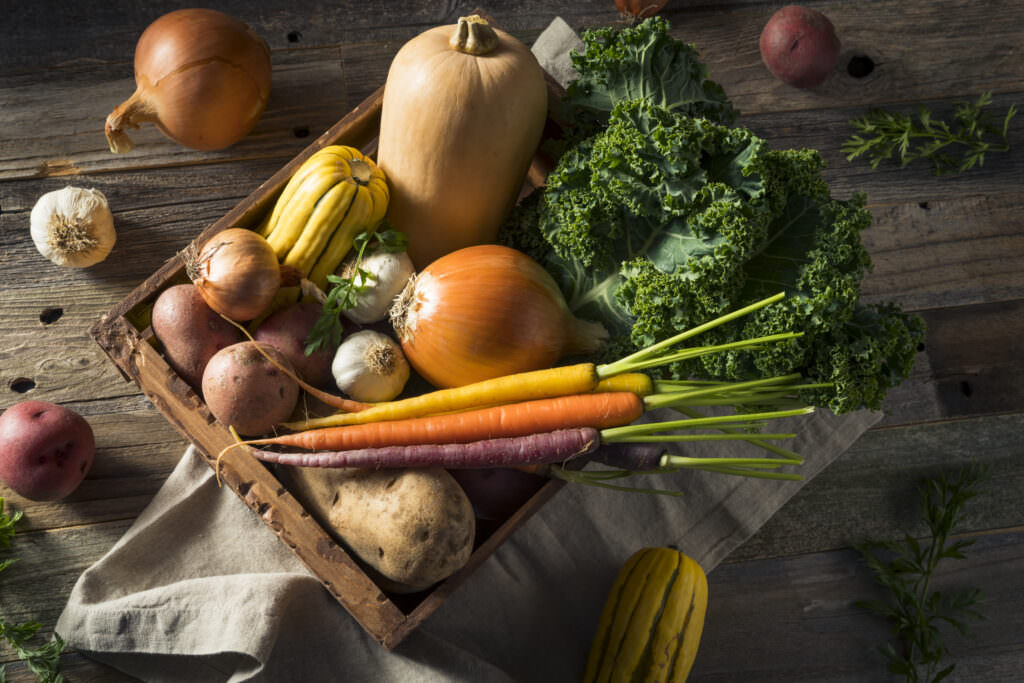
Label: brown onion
xmin=105 ymin=9 xmax=272 ymax=153
xmin=188 ymin=228 xmax=281 ymax=322
xmin=389 ymin=244 xmax=608 ymax=388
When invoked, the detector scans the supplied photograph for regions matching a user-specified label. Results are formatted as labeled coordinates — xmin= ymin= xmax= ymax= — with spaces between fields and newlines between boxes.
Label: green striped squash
xmin=583 ymin=547 xmax=709 ymax=683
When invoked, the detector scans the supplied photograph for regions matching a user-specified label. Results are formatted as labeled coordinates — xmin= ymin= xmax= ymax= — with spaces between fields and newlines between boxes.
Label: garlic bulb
xmin=337 ymin=249 xmax=416 ymax=325
xmin=331 ymin=330 xmax=410 ymax=402
xmin=30 ymin=186 xmax=116 ymax=267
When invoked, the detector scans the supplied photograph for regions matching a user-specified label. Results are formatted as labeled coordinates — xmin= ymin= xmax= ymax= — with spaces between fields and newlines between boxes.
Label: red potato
xmin=151 ymin=283 xmax=242 ymax=390
xmin=759 ymin=5 xmax=841 ymax=89
xmin=0 ymin=401 xmax=95 ymax=501
xmin=201 ymin=341 xmax=300 ymax=436
xmin=253 ymin=301 xmax=336 ymax=388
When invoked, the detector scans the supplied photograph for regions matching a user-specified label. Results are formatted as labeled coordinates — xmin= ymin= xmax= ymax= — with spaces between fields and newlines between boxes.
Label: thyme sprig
xmin=0 ymin=499 xmax=65 ymax=683
xmin=843 ymin=92 xmax=1016 ymax=175
xmin=304 ymin=228 xmax=408 ymax=355
xmin=855 ymin=465 xmax=987 ymax=682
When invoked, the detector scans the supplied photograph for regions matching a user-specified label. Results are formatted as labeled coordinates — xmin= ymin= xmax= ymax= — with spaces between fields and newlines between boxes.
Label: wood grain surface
xmin=1 ymin=0 xmax=1022 ymax=680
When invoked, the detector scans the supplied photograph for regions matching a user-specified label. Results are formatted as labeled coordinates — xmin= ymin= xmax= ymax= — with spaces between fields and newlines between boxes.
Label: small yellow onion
xmin=390 ymin=244 xmax=608 ymax=388
xmin=188 ymin=228 xmax=281 ymax=322
xmin=105 ymin=8 xmax=272 ymax=153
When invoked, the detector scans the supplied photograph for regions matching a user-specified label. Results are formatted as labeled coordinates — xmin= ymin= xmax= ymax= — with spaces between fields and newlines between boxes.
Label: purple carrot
xmin=248 ymin=427 xmax=601 ymax=469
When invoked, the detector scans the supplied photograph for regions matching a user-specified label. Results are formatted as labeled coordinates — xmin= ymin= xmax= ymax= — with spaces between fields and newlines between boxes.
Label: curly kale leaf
xmin=522 ymin=98 xmax=923 ymax=413
xmin=559 ymin=16 xmax=736 ymax=144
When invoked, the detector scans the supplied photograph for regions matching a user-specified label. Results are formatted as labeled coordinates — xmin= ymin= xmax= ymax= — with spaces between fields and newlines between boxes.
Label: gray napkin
xmin=57 ymin=18 xmax=882 ymax=682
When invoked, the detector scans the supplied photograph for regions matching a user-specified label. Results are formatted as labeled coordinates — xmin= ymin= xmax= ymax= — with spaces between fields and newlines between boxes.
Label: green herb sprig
xmin=843 ymin=92 xmax=1016 ymax=175
xmin=304 ymin=228 xmax=408 ymax=355
xmin=855 ymin=465 xmax=987 ymax=683
xmin=0 ymin=499 xmax=65 ymax=683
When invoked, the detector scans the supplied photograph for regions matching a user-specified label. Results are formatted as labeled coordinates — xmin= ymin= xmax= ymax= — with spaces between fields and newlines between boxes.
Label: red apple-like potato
xmin=759 ymin=5 xmax=842 ymax=89
xmin=201 ymin=341 xmax=300 ymax=436
xmin=254 ymin=301 xmax=336 ymax=389
xmin=0 ymin=401 xmax=95 ymax=501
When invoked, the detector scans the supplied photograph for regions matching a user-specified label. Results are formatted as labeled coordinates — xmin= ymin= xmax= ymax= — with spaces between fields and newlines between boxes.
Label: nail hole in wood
xmin=847 ymin=55 xmax=875 ymax=78
xmin=960 ymin=380 xmax=973 ymax=397
xmin=293 ymin=126 xmax=310 ymax=139
xmin=10 ymin=378 xmax=36 ymax=393
xmin=287 ymin=31 xmax=302 ymax=43
xmin=40 ymin=307 xmax=64 ymax=324
xmin=918 ymin=202 xmax=930 ymax=210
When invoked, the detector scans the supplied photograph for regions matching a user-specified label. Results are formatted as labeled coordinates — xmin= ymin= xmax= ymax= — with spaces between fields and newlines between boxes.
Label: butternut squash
xmin=583 ymin=547 xmax=709 ymax=683
xmin=376 ymin=15 xmax=549 ymax=269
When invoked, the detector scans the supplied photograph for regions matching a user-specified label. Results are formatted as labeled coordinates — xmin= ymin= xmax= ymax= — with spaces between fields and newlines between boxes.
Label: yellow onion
xmin=105 ymin=8 xmax=271 ymax=153
xmin=390 ymin=244 xmax=608 ymax=388
xmin=188 ymin=228 xmax=281 ymax=322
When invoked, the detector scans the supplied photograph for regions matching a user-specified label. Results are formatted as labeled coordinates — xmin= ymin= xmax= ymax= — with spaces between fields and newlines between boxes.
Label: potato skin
xmin=759 ymin=5 xmax=841 ymax=89
xmin=280 ymin=466 xmax=476 ymax=593
xmin=201 ymin=341 xmax=300 ymax=436
xmin=151 ymin=283 xmax=242 ymax=390
xmin=0 ymin=401 xmax=95 ymax=501
xmin=254 ymin=301 xmax=336 ymax=388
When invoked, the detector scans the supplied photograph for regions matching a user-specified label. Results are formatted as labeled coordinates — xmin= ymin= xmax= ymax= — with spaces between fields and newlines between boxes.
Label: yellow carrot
xmin=282 ymin=362 xmax=602 ymax=430
xmin=593 ymin=373 xmax=655 ymax=396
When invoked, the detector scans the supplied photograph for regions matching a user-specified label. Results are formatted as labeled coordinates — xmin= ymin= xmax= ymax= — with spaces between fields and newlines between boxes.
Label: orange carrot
xmin=246 ymin=392 xmax=645 ymax=452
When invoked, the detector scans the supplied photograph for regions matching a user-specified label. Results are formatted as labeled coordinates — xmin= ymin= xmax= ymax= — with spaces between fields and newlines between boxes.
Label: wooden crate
xmin=89 ymin=47 xmax=568 ymax=649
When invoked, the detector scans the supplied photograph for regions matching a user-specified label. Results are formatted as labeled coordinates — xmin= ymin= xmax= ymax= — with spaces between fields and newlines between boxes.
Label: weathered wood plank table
xmin=2 ymin=1 xmax=1022 ymax=680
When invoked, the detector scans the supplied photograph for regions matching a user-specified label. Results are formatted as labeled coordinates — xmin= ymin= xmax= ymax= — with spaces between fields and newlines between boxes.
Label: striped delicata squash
xmin=260 ymin=144 xmax=389 ymax=293
xmin=583 ymin=547 xmax=709 ymax=683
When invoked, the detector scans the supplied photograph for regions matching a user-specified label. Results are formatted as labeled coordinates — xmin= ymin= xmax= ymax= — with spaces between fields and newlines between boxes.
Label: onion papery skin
xmin=191 ymin=228 xmax=281 ymax=322
xmin=105 ymin=9 xmax=272 ymax=153
xmin=391 ymin=245 xmax=607 ymax=388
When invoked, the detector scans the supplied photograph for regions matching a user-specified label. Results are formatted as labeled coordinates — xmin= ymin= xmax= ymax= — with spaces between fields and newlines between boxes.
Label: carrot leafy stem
xmin=843 ymin=92 xmax=1017 ymax=175
xmin=854 ymin=465 xmax=988 ymax=682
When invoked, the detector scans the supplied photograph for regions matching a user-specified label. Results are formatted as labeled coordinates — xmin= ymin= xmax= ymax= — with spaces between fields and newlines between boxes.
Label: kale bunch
xmin=501 ymin=19 xmax=924 ymax=414
xmin=558 ymin=15 xmax=737 ymax=141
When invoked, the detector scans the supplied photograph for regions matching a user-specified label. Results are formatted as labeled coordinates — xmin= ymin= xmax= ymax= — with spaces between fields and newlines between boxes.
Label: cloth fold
xmin=57 ymin=17 xmax=882 ymax=682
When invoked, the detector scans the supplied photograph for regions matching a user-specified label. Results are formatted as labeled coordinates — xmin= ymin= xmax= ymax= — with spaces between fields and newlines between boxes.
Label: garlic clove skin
xmin=30 ymin=186 xmax=116 ymax=268
xmin=331 ymin=329 xmax=410 ymax=403
xmin=338 ymin=250 xmax=416 ymax=325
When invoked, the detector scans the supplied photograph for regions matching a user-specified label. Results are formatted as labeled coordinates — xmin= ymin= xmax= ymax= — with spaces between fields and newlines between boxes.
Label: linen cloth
xmin=57 ymin=18 xmax=882 ymax=682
